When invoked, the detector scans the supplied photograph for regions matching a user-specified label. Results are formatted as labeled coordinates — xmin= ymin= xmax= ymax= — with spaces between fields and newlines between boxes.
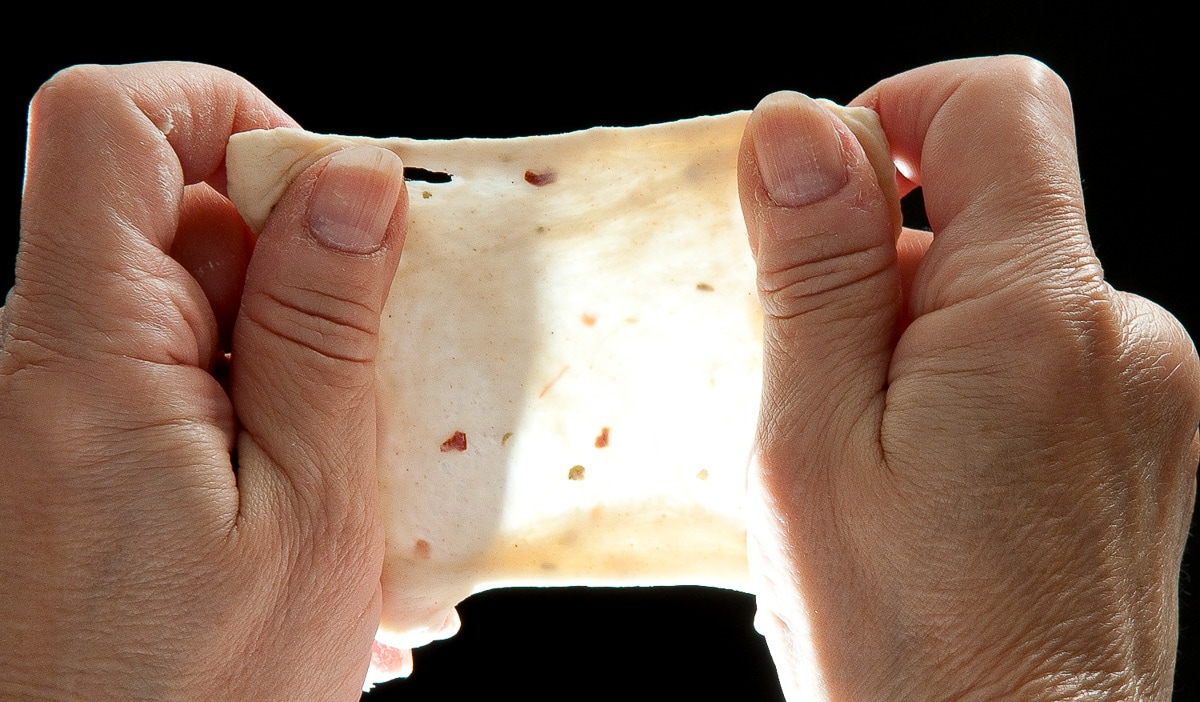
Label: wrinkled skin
xmin=739 ymin=58 xmax=1200 ymax=700
xmin=0 ymin=63 xmax=411 ymax=700
xmin=0 ymin=58 xmax=1197 ymax=701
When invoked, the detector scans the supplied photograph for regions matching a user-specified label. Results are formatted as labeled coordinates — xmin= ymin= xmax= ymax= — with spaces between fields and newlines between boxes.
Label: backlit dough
xmin=225 ymin=104 xmax=897 ymax=652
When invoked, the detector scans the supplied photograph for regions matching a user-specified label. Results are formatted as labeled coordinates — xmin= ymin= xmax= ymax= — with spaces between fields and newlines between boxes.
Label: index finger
xmin=12 ymin=62 xmax=296 ymax=367
xmin=851 ymin=56 xmax=1100 ymax=320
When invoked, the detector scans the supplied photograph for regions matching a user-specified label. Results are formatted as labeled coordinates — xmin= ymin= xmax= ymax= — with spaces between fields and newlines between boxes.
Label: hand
xmin=0 ymin=63 xmax=408 ymax=700
xmin=738 ymin=57 xmax=1200 ymax=700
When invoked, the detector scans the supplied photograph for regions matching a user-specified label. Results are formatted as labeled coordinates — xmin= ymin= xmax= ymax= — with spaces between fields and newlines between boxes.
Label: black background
xmin=5 ymin=13 xmax=1194 ymax=700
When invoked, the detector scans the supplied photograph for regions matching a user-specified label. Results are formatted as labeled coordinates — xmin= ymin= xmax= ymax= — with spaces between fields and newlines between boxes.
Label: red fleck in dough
xmin=440 ymin=431 xmax=467 ymax=452
xmin=414 ymin=539 xmax=432 ymax=560
xmin=595 ymin=427 xmax=610 ymax=448
xmin=581 ymin=313 xmax=597 ymax=326
xmin=524 ymin=169 xmax=557 ymax=186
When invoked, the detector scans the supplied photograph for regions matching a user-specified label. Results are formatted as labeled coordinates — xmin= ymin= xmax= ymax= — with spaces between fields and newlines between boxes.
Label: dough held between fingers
xmin=225 ymin=105 xmax=897 ymax=649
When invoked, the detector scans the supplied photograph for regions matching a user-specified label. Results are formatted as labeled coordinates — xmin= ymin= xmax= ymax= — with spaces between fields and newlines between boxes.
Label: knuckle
xmin=960 ymin=56 xmax=1075 ymax=140
xmin=976 ymin=55 xmax=1072 ymax=111
xmin=30 ymin=64 xmax=113 ymax=118
xmin=1138 ymin=302 xmax=1200 ymax=423
xmin=1115 ymin=293 xmax=1199 ymax=387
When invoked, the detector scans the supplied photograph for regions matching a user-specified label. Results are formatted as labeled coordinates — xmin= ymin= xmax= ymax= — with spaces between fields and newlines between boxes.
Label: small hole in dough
xmin=404 ymin=167 xmax=453 ymax=184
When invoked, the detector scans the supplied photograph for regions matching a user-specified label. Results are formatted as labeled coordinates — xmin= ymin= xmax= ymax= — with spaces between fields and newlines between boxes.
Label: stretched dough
xmin=225 ymin=104 xmax=897 ymax=652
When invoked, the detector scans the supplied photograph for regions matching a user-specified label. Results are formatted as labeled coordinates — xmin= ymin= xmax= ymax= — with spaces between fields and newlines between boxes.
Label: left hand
xmin=1 ymin=63 xmax=408 ymax=700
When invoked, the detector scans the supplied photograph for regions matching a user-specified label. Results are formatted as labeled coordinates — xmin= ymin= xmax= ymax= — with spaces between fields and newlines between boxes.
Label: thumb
xmin=231 ymin=144 xmax=405 ymax=540
xmin=738 ymin=92 xmax=900 ymax=469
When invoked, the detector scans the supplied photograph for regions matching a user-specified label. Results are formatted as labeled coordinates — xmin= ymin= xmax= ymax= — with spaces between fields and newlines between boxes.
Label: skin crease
xmin=0 ymin=58 xmax=1196 ymax=701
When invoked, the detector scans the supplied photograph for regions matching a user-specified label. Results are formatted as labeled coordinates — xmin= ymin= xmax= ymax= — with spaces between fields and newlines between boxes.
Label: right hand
xmin=738 ymin=57 xmax=1199 ymax=700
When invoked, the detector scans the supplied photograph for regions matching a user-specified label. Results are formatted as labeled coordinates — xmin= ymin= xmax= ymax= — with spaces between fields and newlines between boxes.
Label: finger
xmin=738 ymin=92 xmax=900 ymax=463
xmin=171 ymin=182 xmax=254 ymax=355
xmin=11 ymin=62 xmax=295 ymax=373
xmin=851 ymin=56 xmax=1097 ymax=319
xmin=230 ymin=145 xmax=406 ymax=535
xmin=896 ymin=227 xmax=934 ymax=335
xmin=3 ymin=63 xmax=294 ymax=495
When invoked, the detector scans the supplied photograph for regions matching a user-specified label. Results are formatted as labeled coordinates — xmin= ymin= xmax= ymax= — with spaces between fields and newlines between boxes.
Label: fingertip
xmin=308 ymin=146 xmax=407 ymax=255
xmin=120 ymin=62 xmax=301 ymax=184
xmin=745 ymin=91 xmax=848 ymax=208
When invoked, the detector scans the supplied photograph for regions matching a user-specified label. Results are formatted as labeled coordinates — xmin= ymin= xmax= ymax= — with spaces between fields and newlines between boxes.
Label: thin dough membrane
xmin=225 ymin=105 xmax=896 ymax=652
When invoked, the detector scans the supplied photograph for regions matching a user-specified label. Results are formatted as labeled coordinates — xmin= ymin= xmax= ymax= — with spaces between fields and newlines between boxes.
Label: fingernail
xmin=308 ymin=146 xmax=404 ymax=254
xmin=751 ymin=92 xmax=848 ymax=207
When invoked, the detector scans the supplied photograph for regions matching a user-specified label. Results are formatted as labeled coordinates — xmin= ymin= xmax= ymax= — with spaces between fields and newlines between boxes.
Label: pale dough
xmin=225 ymin=104 xmax=897 ymax=653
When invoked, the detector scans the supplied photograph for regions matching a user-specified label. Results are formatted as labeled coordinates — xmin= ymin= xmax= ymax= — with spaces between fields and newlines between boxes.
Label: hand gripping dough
xmin=225 ymin=104 xmax=898 ymax=652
